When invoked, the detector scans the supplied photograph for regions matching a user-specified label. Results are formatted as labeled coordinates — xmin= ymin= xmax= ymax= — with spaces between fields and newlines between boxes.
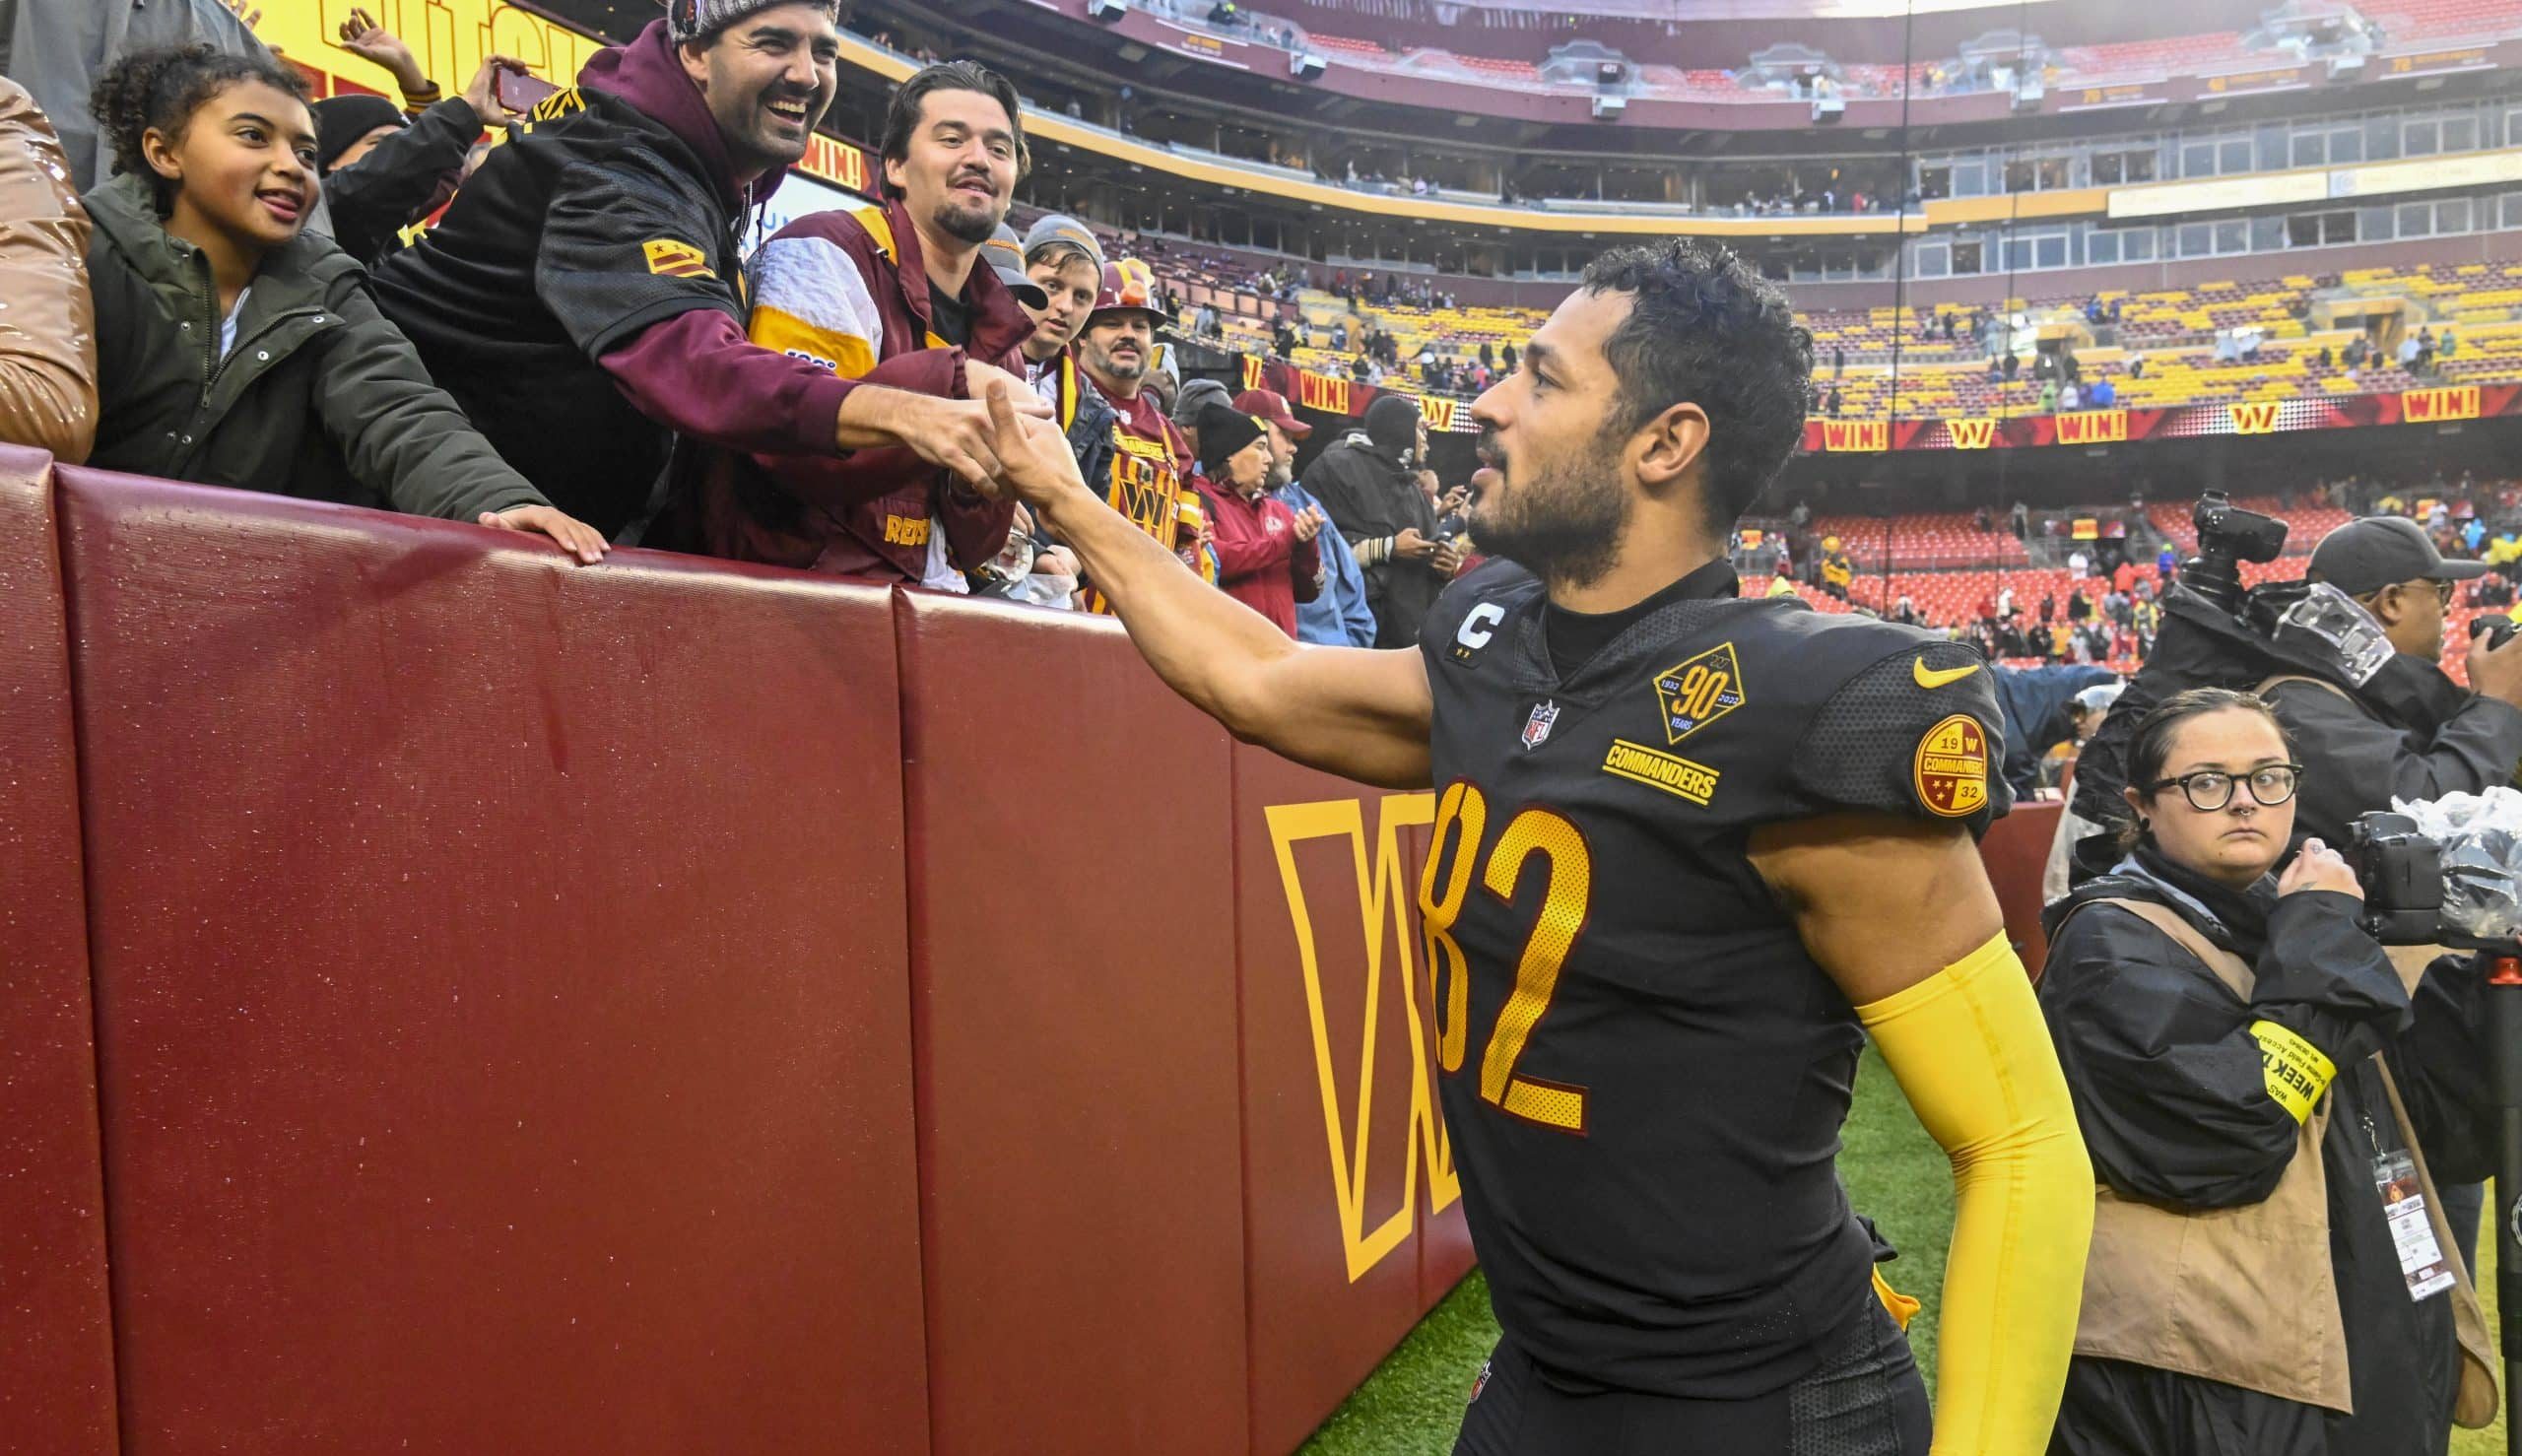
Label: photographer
xmin=2271 ymin=516 xmax=2522 ymax=1270
xmin=2041 ymin=689 xmax=2495 ymax=1456
xmin=2274 ymin=518 xmax=2522 ymax=854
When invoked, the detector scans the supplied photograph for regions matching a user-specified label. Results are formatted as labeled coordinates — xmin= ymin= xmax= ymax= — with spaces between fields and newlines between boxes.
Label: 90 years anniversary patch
xmin=1914 ymin=713 xmax=1989 ymax=818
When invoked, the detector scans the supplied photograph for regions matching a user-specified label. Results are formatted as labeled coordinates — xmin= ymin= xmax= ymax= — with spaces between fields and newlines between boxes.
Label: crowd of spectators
xmin=0 ymin=0 xmax=1484 ymax=652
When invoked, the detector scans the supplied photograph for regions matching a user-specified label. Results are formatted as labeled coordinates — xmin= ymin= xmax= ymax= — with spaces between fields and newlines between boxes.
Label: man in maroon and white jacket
xmin=1190 ymin=403 xmax=1321 ymax=636
xmin=661 ymin=60 xmax=1046 ymax=580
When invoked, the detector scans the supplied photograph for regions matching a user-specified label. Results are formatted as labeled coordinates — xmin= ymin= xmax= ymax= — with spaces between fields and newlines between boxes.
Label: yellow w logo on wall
xmin=1266 ymin=793 xmax=1459 ymax=1284
xmin=2230 ymin=401 xmax=2282 ymax=434
xmin=1946 ymin=417 xmax=1996 ymax=449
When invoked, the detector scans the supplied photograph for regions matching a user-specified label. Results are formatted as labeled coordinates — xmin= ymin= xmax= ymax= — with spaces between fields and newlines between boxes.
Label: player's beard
xmin=1470 ymin=430 xmax=1630 ymax=589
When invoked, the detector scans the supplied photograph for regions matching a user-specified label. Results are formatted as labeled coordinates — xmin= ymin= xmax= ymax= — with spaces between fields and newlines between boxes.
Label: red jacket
xmin=663 ymin=198 xmax=1028 ymax=580
xmin=1197 ymin=478 xmax=1320 ymax=636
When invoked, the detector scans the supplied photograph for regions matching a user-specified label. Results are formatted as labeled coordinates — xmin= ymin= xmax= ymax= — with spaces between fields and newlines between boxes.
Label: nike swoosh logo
xmin=1914 ymin=658 xmax=1981 ymax=690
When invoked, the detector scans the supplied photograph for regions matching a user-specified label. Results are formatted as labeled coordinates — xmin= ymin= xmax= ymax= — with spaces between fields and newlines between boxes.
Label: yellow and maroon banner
xmin=1801 ymin=382 xmax=2522 ymax=455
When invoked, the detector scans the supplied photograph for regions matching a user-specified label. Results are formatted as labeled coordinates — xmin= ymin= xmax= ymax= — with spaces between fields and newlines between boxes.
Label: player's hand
xmin=479 ymin=504 xmax=609 ymax=564
xmin=2470 ymin=625 xmax=2522 ymax=708
xmin=2278 ymin=837 xmax=2363 ymax=900
xmin=979 ymin=380 xmax=1091 ymax=505
xmin=1393 ymin=526 xmax=1438 ymax=562
xmin=462 ymin=53 xmax=532 ymax=123
xmin=1430 ymin=540 xmax=1465 ymax=576
xmin=337 ymin=7 xmax=425 ymax=91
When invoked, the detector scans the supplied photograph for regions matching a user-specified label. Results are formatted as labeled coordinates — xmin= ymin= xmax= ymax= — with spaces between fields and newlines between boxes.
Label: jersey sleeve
xmin=534 ymin=148 xmax=745 ymax=362
xmin=1790 ymin=638 xmax=2012 ymax=831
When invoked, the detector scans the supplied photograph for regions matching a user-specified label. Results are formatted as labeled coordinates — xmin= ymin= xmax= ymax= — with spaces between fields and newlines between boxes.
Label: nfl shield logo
xmin=1521 ymin=699 xmax=1560 ymax=750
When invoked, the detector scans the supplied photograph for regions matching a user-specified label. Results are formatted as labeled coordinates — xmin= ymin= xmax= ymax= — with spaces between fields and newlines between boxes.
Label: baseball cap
xmin=1233 ymin=388 xmax=1311 ymax=440
xmin=1085 ymin=261 xmax=1171 ymax=328
xmin=2307 ymin=515 xmax=2488 ymax=596
xmin=983 ymin=224 xmax=1049 ymax=311
xmin=1022 ymin=213 xmax=1105 ymax=274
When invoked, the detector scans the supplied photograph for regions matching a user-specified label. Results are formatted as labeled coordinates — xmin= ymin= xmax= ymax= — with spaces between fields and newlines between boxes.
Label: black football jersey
xmin=1416 ymin=560 xmax=2009 ymax=1399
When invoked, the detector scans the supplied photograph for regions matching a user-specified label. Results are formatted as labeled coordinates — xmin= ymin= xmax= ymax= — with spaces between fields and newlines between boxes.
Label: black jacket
xmin=2039 ymin=850 xmax=2492 ymax=1456
xmin=1302 ymin=430 xmax=1437 ymax=649
xmin=367 ymin=24 xmax=769 ymax=536
xmin=323 ymin=97 xmax=482 ymax=265
xmin=2264 ymin=654 xmax=2522 ymax=849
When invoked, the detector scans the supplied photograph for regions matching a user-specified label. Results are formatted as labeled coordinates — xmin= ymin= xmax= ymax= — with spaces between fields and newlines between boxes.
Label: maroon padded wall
xmin=1231 ymin=752 xmax=1448 ymax=1456
xmin=0 ymin=448 xmax=117 ymax=1456
xmin=53 ymin=472 xmax=928 ymax=1455
xmin=895 ymin=594 xmax=1251 ymax=1456
xmin=1984 ymin=800 xmax=2064 ymax=974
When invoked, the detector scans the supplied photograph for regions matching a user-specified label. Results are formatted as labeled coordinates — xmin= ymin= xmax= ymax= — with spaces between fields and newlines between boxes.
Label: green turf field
xmin=1300 ymin=1047 xmax=2507 ymax=1455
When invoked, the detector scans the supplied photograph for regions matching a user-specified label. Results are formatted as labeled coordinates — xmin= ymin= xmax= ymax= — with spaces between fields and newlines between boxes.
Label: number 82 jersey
xmin=1414 ymin=560 xmax=2008 ymax=1400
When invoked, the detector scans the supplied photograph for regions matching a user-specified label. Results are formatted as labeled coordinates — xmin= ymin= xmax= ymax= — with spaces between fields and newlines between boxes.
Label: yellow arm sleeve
xmin=1856 ymin=931 xmax=2093 ymax=1456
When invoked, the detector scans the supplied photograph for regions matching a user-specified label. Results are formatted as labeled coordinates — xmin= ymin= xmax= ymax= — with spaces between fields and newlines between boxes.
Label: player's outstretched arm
xmin=979 ymin=383 xmax=1433 ymax=788
xmin=1752 ymin=815 xmax=2092 ymax=1456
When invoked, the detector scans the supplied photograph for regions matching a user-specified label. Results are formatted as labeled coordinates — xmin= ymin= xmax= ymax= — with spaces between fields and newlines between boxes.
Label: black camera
xmin=2478 ymin=613 xmax=2520 ymax=651
xmin=2183 ymin=490 xmax=2290 ymax=615
xmin=2344 ymin=811 xmax=2445 ymax=945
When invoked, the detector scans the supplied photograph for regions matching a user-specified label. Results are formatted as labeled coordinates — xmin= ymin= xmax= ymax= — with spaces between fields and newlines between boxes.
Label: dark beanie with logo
xmin=1195 ymin=404 xmax=1267 ymax=476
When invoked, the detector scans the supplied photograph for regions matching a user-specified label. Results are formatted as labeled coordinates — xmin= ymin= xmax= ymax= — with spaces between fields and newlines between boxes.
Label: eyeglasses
xmin=2143 ymin=763 xmax=2304 ymax=812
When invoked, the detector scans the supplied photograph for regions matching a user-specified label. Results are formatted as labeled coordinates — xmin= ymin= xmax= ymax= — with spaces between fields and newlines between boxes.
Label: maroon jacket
xmin=1198 ymin=478 xmax=1320 ymax=636
xmin=660 ymin=198 xmax=1029 ymax=579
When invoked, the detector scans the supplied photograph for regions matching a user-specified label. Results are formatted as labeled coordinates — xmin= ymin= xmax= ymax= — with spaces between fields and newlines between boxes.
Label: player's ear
xmin=1631 ymin=401 xmax=1709 ymax=494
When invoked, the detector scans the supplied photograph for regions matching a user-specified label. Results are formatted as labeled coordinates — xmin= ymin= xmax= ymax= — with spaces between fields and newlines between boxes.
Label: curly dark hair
xmin=878 ymin=60 xmax=1029 ymax=202
xmin=1579 ymin=239 xmax=1814 ymax=533
xmin=91 ymin=44 xmax=311 ymax=212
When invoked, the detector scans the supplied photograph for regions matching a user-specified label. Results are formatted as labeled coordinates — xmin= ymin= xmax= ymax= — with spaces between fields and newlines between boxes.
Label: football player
xmin=973 ymin=238 xmax=2090 ymax=1456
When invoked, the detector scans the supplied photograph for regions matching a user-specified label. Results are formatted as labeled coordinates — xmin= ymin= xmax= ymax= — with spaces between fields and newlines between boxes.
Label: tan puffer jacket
xmin=0 ymin=78 xmax=95 ymax=462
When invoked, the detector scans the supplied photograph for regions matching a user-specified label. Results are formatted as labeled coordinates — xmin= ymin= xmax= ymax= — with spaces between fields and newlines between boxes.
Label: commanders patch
xmin=1914 ymin=713 xmax=1990 ymax=818
xmin=1601 ymin=739 xmax=1719 ymax=806
xmin=1651 ymin=642 xmax=1746 ymax=745
xmin=641 ymin=237 xmax=714 ymax=280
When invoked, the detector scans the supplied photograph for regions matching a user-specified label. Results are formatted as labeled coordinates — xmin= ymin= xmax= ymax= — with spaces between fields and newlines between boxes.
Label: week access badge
xmin=2374 ymin=1149 xmax=2456 ymax=1301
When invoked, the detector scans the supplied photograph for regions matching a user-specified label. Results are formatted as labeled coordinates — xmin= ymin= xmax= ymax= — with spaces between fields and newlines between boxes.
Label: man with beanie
xmin=661 ymin=61 xmax=1046 ymax=582
xmin=1304 ymin=393 xmax=1445 ymax=648
xmin=1192 ymin=403 xmax=1320 ymax=636
xmin=1242 ymin=387 xmax=1373 ymax=646
xmin=1068 ymin=259 xmax=1205 ymax=611
xmin=316 ymin=10 xmax=532 ymax=263
xmin=369 ymin=4 xmax=1045 ymax=540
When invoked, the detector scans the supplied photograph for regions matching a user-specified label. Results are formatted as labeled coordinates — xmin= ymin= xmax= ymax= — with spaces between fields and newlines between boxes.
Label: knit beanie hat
xmin=1172 ymin=377 xmax=1232 ymax=430
xmin=668 ymin=0 xmax=838 ymax=45
xmin=312 ymin=95 xmax=405 ymax=171
xmin=1194 ymin=405 xmax=1267 ymax=476
xmin=1363 ymin=393 xmax=1421 ymax=461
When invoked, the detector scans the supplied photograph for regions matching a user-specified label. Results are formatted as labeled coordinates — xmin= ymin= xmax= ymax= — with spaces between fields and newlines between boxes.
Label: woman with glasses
xmin=2039 ymin=688 xmax=2497 ymax=1456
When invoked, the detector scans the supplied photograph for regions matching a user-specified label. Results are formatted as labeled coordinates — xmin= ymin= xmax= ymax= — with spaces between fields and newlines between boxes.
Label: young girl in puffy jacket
xmin=79 ymin=44 xmax=603 ymax=562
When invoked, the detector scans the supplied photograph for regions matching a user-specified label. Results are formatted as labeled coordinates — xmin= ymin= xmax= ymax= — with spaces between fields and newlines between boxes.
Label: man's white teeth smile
xmin=767 ymin=98 xmax=809 ymax=119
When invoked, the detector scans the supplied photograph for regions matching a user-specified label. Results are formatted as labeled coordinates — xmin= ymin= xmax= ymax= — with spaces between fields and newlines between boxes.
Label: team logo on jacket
xmin=641 ymin=238 xmax=714 ymax=280
xmin=1651 ymin=642 xmax=1746 ymax=745
xmin=1521 ymin=699 xmax=1560 ymax=750
xmin=1915 ymin=713 xmax=1990 ymax=818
